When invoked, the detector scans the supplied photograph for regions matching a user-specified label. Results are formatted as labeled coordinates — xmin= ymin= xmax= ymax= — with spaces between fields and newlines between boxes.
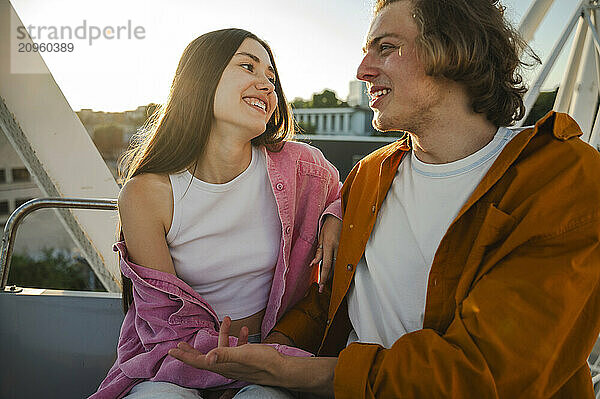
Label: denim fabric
xmin=247 ymin=333 xmax=261 ymax=344
xmin=233 ymin=385 xmax=297 ymax=399
xmin=125 ymin=381 xmax=204 ymax=399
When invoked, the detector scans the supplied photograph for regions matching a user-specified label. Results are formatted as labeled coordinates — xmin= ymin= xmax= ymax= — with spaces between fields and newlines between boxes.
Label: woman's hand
xmin=310 ymin=215 xmax=342 ymax=293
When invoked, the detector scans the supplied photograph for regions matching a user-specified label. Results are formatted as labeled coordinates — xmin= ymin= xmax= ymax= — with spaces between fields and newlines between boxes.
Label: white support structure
xmin=518 ymin=0 xmax=600 ymax=150
xmin=518 ymin=1 xmax=585 ymax=127
xmin=554 ymin=18 xmax=588 ymax=112
xmin=0 ymin=0 xmax=121 ymax=292
xmin=569 ymin=31 xmax=599 ymax=140
xmin=518 ymin=0 xmax=556 ymax=43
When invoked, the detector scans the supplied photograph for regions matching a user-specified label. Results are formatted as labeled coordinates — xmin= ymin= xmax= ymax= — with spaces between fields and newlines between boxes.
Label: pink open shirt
xmin=89 ymin=141 xmax=342 ymax=398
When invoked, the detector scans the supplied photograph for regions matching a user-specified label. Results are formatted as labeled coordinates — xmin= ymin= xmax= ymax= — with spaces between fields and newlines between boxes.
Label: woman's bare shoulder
xmin=118 ymin=173 xmax=173 ymax=226
xmin=118 ymin=173 xmax=176 ymax=274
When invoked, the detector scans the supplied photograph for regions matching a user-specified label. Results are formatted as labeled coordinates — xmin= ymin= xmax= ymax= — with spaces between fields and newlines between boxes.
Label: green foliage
xmin=523 ymin=89 xmax=558 ymax=126
xmin=312 ymin=89 xmax=348 ymax=108
xmin=291 ymin=89 xmax=348 ymax=109
xmin=291 ymin=97 xmax=310 ymax=109
xmin=297 ymin=120 xmax=317 ymax=134
xmin=8 ymin=249 xmax=105 ymax=291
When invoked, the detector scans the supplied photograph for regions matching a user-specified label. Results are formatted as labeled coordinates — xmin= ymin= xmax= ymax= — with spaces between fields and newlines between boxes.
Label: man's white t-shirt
xmin=347 ymin=126 xmax=523 ymax=348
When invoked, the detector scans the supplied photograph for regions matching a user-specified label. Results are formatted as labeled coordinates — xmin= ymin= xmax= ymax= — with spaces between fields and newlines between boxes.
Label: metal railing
xmin=0 ymin=197 xmax=118 ymax=291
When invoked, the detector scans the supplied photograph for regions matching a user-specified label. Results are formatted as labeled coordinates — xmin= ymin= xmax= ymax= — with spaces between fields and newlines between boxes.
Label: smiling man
xmin=169 ymin=1 xmax=600 ymax=397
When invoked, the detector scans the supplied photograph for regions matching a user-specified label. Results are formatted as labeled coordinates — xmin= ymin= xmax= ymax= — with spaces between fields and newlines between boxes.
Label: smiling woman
xmin=88 ymin=28 xmax=344 ymax=399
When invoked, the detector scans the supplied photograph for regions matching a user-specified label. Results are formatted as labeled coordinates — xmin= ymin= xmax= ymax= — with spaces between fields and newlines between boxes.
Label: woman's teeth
xmin=244 ymin=98 xmax=266 ymax=112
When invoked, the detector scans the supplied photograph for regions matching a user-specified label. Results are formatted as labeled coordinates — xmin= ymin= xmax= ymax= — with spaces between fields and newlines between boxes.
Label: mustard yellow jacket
xmin=274 ymin=112 xmax=600 ymax=398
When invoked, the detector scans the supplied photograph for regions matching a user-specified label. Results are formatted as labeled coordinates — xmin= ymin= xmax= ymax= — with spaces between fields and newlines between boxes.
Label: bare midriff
xmin=228 ymin=308 xmax=265 ymax=338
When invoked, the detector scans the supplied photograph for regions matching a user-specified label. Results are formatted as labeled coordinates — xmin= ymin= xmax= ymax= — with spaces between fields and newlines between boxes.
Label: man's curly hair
xmin=374 ymin=0 xmax=540 ymax=127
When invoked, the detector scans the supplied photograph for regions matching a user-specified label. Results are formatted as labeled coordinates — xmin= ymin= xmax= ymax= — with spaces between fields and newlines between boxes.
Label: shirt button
xmin=346 ymin=264 xmax=353 ymax=271
xmin=276 ymin=183 xmax=284 ymax=191
xmin=371 ymin=205 xmax=376 ymax=213
xmin=326 ymin=318 xmax=331 ymax=325
xmin=349 ymin=224 xmax=354 ymax=229
xmin=285 ymin=226 xmax=291 ymax=234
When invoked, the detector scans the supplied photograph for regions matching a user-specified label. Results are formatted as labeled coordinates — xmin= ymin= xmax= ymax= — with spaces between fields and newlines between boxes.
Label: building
xmin=77 ymin=105 xmax=152 ymax=178
xmin=347 ymin=80 xmax=370 ymax=108
xmin=0 ymin=131 xmax=77 ymax=255
xmin=294 ymin=107 xmax=374 ymax=136
xmin=293 ymin=81 xmax=375 ymax=136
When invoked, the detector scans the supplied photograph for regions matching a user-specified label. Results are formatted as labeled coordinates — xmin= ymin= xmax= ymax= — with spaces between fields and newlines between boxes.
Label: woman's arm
xmin=309 ymin=149 xmax=344 ymax=292
xmin=118 ymin=173 xmax=176 ymax=275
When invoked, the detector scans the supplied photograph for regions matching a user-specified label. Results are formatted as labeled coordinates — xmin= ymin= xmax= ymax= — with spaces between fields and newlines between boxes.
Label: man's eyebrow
xmin=234 ymin=52 xmax=275 ymax=73
xmin=362 ymin=33 xmax=403 ymax=53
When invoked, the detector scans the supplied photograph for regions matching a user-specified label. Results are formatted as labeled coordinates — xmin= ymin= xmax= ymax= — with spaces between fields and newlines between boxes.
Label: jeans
xmin=125 ymin=381 xmax=296 ymax=399
xmin=123 ymin=333 xmax=296 ymax=399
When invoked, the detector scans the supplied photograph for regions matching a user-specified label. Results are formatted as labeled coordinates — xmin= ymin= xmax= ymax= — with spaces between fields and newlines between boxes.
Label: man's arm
xmin=333 ymin=216 xmax=600 ymax=398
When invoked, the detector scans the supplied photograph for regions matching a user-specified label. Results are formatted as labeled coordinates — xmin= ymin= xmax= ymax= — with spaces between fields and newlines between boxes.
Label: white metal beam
xmin=518 ymin=0 xmax=557 ymax=43
xmin=584 ymin=6 xmax=600 ymax=147
xmin=554 ymin=18 xmax=588 ymax=112
xmin=518 ymin=3 xmax=585 ymax=126
xmin=0 ymin=0 xmax=121 ymax=292
xmin=569 ymin=32 xmax=599 ymax=140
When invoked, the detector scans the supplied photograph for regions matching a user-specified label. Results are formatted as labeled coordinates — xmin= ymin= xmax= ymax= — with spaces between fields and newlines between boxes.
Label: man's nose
xmin=356 ymin=53 xmax=378 ymax=82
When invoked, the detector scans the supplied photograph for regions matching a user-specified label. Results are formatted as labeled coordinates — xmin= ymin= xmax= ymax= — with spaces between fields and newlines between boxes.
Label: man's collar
xmin=533 ymin=111 xmax=582 ymax=141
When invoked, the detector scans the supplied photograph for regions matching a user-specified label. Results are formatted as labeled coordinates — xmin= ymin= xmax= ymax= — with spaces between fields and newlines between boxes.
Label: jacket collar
xmin=453 ymin=111 xmax=581 ymax=223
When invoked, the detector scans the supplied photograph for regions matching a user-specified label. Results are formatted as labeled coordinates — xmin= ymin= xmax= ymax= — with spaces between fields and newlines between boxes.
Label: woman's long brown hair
xmin=118 ymin=28 xmax=294 ymax=313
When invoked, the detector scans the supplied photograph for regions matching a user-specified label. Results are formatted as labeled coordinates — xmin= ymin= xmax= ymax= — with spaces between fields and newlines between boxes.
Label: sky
xmin=11 ymin=0 xmax=581 ymax=112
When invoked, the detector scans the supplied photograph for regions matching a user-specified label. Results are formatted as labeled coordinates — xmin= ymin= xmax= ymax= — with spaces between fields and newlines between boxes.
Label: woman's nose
xmin=256 ymin=77 xmax=275 ymax=92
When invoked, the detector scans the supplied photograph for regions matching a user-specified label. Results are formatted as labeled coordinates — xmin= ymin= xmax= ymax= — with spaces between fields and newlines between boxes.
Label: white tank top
xmin=166 ymin=146 xmax=281 ymax=320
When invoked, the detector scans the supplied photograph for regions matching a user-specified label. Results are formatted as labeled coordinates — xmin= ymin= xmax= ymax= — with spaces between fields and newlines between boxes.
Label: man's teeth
xmin=372 ymin=89 xmax=391 ymax=98
xmin=246 ymin=98 xmax=266 ymax=111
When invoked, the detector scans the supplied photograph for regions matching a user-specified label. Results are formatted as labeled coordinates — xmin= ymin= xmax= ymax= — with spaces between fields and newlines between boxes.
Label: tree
xmin=291 ymin=97 xmax=310 ymax=109
xmin=290 ymin=89 xmax=348 ymax=109
xmin=297 ymin=120 xmax=317 ymax=134
xmin=8 ymin=249 xmax=104 ymax=291
xmin=311 ymin=89 xmax=348 ymax=108
xmin=523 ymin=88 xmax=559 ymax=126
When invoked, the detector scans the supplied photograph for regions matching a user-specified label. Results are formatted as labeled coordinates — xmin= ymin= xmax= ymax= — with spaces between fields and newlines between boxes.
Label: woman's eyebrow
xmin=234 ymin=52 xmax=275 ymax=74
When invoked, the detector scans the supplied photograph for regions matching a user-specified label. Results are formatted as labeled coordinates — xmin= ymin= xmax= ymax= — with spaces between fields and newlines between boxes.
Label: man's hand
xmin=168 ymin=316 xmax=285 ymax=385
xmin=168 ymin=317 xmax=337 ymax=397
xmin=310 ymin=215 xmax=342 ymax=293
xmin=169 ymin=341 xmax=286 ymax=384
